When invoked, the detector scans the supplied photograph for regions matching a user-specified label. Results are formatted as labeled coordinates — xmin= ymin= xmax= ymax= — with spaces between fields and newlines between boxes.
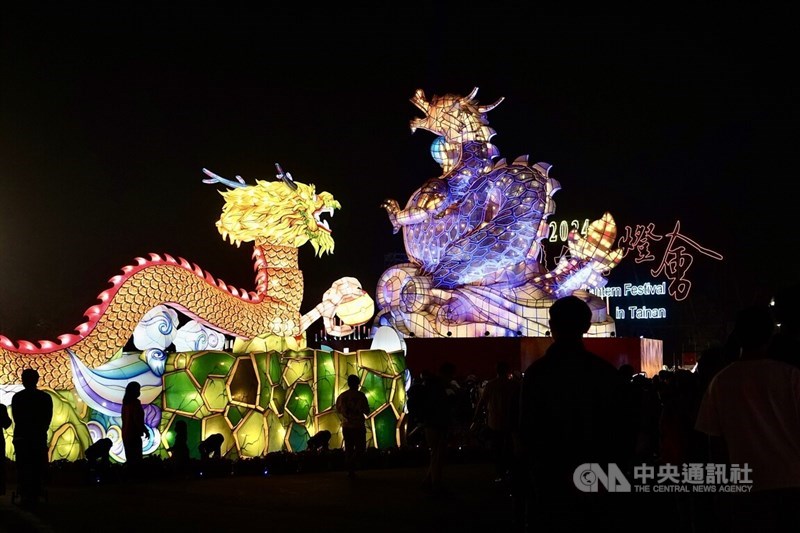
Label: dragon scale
xmin=0 ymin=169 xmax=365 ymax=389
xmin=388 ymin=88 xmax=561 ymax=289
xmin=407 ymin=149 xmax=558 ymax=288
xmin=377 ymin=87 xmax=623 ymax=337
xmin=0 ymin=244 xmax=301 ymax=389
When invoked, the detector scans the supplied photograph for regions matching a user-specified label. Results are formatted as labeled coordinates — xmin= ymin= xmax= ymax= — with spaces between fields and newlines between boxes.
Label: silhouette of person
xmin=85 ymin=437 xmax=112 ymax=463
xmin=473 ymin=360 xmax=519 ymax=483
xmin=420 ymin=361 xmax=457 ymax=493
xmin=198 ymin=433 xmax=224 ymax=460
xmin=518 ymin=296 xmax=629 ymax=532
xmin=10 ymin=368 xmax=53 ymax=510
xmin=695 ymin=343 xmax=731 ymax=394
xmin=85 ymin=438 xmax=112 ymax=481
xmin=1 ymin=403 xmax=12 ymax=496
xmin=696 ymin=301 xmax=800 ymax=533
xmin=306 ymin=430 xmax=332 ymax=452
xmin=121 ymin=381 xmax=148 ymax=475
xmin=168 ymin=420 xmax=190 ymax=474
xmin=335 ymin=374 xmax=370 ymax=478
xmin=658 ymin=369 xmax=702 ymax=466
xmin=405 ymin=370 xmax=433 ymax=447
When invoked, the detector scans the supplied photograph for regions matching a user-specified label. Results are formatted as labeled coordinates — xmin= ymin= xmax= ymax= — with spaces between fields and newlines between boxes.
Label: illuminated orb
xmin=335 ymin=292 xmax=375 ymax=325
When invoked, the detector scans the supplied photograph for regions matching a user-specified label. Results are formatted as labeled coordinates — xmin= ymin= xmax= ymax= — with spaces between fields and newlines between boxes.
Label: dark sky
xmin=0 ymin=6 xmax=796 ymax=343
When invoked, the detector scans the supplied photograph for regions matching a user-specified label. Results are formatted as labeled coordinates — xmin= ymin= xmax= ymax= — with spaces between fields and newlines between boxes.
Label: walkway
xmin=0 ymin=460 xmax=518 ymax=532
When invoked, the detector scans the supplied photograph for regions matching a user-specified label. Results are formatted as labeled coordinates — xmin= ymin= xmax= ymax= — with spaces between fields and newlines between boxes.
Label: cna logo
xmin=573 ymin=463 xmax=632 ymax=493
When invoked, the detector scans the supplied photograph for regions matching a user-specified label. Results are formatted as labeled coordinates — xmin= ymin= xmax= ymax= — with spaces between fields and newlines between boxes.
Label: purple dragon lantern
xmin=376 ymin=87 xmax=623 ymax=338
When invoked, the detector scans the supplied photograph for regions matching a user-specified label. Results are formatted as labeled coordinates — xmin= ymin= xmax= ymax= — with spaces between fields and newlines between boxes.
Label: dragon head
xmin=210 ymin=170 xmax=341 ymax=256
xmin=409 ymin=87 xmax=504 ymax=145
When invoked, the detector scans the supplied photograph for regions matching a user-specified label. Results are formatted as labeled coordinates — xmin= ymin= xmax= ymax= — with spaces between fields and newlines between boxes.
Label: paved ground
xmin=0 ymin=459 xmax=519 ymax=533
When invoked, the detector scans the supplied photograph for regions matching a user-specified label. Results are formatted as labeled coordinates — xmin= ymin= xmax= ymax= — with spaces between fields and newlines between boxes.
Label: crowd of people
xmin=2 ymin=283 xmax=799 ymax=532
xmin=403 ymin=286 xmax=800 ymax=532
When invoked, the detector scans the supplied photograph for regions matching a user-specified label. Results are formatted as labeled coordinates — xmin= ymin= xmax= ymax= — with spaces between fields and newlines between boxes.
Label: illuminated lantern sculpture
xmin=0 ymin=165 xmax=401 ymax=462
xmin=378 ymin=88 xmax=623 ymax=338
xmin=157 ymin=346 xmax=408 ymax=459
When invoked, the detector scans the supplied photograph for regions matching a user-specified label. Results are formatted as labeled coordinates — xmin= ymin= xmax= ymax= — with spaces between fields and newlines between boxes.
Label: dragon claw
xmin=380 ymin=199 xmax=399 ymax=212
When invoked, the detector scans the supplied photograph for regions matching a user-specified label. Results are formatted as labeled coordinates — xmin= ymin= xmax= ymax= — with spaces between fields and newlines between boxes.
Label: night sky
xmin=1 ymin=7 xmax=796 ymax=352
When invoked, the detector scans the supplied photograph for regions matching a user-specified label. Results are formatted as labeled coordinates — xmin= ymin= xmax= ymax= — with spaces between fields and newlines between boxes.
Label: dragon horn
xmin=410 ymin=89 xmax=429 ymax=113
xmin=275 ymin=163 xmax=298 ymax=190
xmin=478 ymin=96 xmax=505 ymax=113
xmin=202 ymin=168 xmax=246 ymax=189
xmin=466 ymin=87 xmax=479 ymax=101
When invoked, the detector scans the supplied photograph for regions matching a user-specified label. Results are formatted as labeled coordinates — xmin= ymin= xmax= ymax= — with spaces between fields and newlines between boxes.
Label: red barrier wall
xmin=321 ymin=336 xmax=663 ymax=381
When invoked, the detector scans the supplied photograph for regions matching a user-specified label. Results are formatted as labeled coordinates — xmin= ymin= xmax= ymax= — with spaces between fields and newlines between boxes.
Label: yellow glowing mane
xmin=216 ymin=179 xmax=340 ymax=255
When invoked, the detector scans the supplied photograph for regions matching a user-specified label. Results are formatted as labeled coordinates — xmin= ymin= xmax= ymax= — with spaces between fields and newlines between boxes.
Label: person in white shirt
xmin=695 ymin=301 xmax=800 ymax=532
